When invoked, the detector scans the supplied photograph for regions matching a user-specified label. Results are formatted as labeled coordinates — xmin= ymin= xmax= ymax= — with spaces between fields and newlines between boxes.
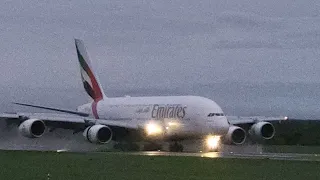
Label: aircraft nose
xmin=222 ymin=117 xmax=230 ymax=133
xmin=213 ymin=117 xmax=230 ymax=135
xmin=205 ymin=117 xmax=229 ymax=135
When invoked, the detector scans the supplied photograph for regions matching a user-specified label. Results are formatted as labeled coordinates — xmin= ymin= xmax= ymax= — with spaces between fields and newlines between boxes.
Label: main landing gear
xmin=169 ymin=141 xmax=184 ymax=152
xmin=113 ymin=141 xmax=140 ymax=151
xmin=143 ymin=142 xmax=163 ymax=151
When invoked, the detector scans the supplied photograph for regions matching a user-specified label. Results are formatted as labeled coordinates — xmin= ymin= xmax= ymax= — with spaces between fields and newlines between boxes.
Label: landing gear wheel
xmin=113 ymin=142 xmax=140 ymax=151
xmin=143 ymin=142 xmax=162 ymax=151
xmin=169 ymin=142 xmax=184 ymax=152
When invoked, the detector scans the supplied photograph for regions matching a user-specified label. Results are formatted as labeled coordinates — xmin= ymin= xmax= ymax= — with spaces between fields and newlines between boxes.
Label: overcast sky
xmin=1 ymin=0 xmax=320 ymax=89
xmin=1 ymin=0 xmax=320 ymax=118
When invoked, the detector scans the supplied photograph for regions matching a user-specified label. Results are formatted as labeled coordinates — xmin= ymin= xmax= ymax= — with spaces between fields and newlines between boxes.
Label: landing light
xmin=145 ymin=122 xmax=163 ymax=136
xmin=206 ymin=135 xmax=221 ymax=150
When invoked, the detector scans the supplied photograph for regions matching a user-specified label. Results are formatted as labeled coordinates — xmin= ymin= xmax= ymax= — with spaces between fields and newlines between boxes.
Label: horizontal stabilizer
xmin=13 ymin=102 xmax=89 ymax=117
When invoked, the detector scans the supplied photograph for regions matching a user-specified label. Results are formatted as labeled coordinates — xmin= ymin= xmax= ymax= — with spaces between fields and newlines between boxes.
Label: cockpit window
xmin=208 ymin=113 xmax=224 ymax=117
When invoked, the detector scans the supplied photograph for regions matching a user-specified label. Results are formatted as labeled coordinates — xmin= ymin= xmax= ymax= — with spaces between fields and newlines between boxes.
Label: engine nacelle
xmin=249 ymin=122 xmax=275 ymax=140
xmin=18 ymin=119 xmax=46 ymax=138
xmin=223 ymin=126 xmax=246 ymax=145
xmin=83 ymin=125 xmax=113 ymax=144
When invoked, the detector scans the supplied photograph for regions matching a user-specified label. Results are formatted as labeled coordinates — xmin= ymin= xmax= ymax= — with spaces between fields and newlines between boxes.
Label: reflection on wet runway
xmin=128 ymin=151 xmax=320 ymax=161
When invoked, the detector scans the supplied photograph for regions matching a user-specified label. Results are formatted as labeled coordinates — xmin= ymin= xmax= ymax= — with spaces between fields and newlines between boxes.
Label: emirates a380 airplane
xmin=0 ymin=39 xmax=286 ymax=152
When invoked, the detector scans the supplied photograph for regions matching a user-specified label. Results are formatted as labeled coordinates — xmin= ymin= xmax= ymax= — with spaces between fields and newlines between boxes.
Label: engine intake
xmin=83 ymin=125 xmax=113 ymax=144
xmin=249 ymin=122 xmax=275 ymax=140
xmin=18 ymin=119 xmax=46 ymax=138
xmin=224 ymin=126 xmax=246 ymax=145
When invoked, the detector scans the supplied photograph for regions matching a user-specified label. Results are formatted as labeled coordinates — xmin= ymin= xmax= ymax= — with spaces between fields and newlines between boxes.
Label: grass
xmin=0 ymin=150 xmax=319 ymax=180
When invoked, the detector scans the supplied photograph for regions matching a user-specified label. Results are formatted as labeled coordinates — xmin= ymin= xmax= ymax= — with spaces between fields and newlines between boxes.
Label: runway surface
xmin=125 ymin=151 xmax=320 ymax=161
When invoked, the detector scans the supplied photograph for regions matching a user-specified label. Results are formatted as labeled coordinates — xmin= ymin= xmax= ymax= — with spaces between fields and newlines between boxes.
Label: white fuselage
xmin=78 ymin=95 xmax=230 ymax=139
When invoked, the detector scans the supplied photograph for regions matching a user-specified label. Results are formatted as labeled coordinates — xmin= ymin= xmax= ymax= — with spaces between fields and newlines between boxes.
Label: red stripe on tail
xmin=91 ymin=101 xmax=100 ymax=119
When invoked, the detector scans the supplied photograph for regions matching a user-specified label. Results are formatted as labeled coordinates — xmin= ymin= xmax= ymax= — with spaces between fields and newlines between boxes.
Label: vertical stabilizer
xmin=75 ymin=39 xmax=106 ymax=101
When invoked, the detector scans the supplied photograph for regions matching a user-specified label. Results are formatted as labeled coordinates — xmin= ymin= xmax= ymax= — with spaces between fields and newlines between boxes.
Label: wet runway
xmin=126 ymin=151 xmax=320 ymax=161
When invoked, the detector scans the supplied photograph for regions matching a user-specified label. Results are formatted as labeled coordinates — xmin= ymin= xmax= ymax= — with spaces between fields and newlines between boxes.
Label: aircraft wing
xmin=0 ymin=112 xmax=141 ymax=130
xmin=227 ymin=115 xmax=288 ymax=125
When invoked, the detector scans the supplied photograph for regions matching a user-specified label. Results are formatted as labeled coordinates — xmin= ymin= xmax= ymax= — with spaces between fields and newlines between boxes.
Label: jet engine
xmin=249 ymin=122 xmax=275 ymax=140
xmin=223 ymin=126 xmax=246 ymax=145
xmin=83 ymin=125 xmax=113 ymax=144
xmin=18 ymin=119 xmax=46 ymax=138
